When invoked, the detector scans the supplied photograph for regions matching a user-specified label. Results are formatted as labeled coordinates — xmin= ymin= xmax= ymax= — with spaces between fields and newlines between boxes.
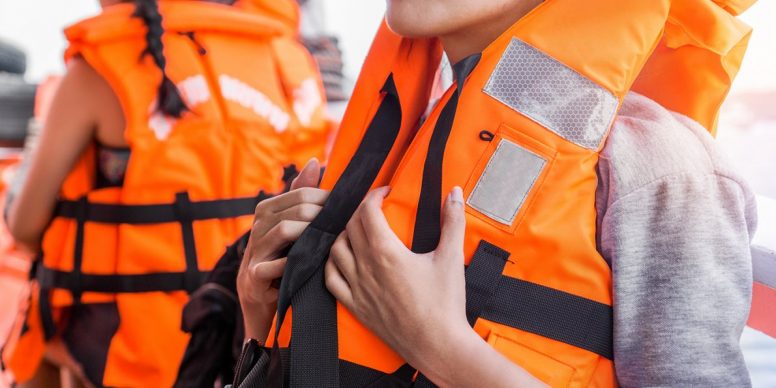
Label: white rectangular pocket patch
xmin=467 ymin=139 xmax=546 ymax=225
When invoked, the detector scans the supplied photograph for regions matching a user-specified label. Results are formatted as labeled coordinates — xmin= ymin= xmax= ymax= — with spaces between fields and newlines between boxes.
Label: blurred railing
xmin=749 ymin=195 xmax=776 ymax=337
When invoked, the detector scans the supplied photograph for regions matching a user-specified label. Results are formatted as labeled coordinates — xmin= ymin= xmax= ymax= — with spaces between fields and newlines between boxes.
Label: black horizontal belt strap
xmin=54 ymin=192 xmax=268 ymax=225
xmin=481 ymin=276 xmax=614 ymax=360
xmin=36 ymin=265 xmax=209 ymax=294
xmin=268 ymin=74 xmax=403 ymax=388
xmin=234 ymin=348 xmax=414 ymax=388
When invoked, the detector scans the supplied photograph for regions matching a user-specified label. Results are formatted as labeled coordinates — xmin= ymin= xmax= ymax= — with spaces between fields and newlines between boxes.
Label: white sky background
xmin=0 ymin=1 xmax=774 ymax=92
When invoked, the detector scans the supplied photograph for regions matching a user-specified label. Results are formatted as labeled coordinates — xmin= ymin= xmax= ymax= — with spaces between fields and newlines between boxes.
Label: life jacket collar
xmin=65 ymin=1 xmax=285 ymax=45
xmin=451 ymin=53 xmax=482 ymax=92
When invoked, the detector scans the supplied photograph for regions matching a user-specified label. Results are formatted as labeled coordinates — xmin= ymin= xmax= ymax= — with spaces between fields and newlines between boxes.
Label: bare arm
xmin=7 ymin=58 xmax=121 ymax=250
xmin=414 ymin=324 xmax=546 ymax=388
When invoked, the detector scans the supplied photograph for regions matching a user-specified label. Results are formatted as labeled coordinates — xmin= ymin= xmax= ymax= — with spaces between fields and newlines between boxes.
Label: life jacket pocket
xmin=463 ymin=123 xmax=556 ymax=235
xmin=486 ymin=327 xmax=575 ymax=388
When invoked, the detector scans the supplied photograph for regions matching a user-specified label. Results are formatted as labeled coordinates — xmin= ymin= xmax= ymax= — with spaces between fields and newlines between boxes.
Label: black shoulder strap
xmin=267 ymin=75 xmax=403 ymax=388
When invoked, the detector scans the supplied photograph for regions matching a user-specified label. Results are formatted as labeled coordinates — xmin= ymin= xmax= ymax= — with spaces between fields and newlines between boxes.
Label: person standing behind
xmin=3 ymin=0 xmax=329 ymax=386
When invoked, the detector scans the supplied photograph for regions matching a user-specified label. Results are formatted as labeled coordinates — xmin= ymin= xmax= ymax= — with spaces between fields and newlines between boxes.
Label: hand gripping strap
xmin=267 ymin=75 xmax=402 ymax=387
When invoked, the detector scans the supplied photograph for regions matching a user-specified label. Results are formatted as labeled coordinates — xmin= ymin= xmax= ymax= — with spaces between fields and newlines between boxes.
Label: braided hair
xmin=133 ymin=0 xmax=188 ymax=118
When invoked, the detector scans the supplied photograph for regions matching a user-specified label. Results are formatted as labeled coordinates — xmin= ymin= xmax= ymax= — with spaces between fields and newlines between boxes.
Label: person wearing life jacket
xmin=171 ymin=1 xmax=329 ymax=387
xmin=234 ymin=0 xmax=758 ymax=386
xmin=2 ymin=0 xmax=328 ymax=386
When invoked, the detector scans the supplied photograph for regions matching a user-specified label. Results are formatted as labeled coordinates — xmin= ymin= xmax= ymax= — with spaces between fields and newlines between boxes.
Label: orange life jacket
xmin=262 ymin=0 xmax=753 ymax=387
xmin=236 ymin=0 xmax=333 ymax=166
xmin=3 ymin=1 xmax=328 ymax=386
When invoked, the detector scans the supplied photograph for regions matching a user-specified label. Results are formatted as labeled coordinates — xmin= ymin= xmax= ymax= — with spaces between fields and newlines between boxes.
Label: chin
xmin=385 ymin=0 xmax=442 ymax=38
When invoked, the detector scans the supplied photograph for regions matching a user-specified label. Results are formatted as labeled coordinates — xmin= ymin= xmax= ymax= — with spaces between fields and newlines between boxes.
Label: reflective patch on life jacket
xmin=292 ymin=78 xmax=323 ymax=127
xmin=149 ymin=75 xmax=211 ymax=140
xmin=178 ymin=75 xmax=211 ymax=107
xmin=483 ymin=38 xmax=619 ymax=150
xmin=467 ymin=139 xmax=546 ymax=225
xmin=219 ymin=74 xmax=291 ymax=133
xmin=149 ymin=113 xmax=175 ymax=140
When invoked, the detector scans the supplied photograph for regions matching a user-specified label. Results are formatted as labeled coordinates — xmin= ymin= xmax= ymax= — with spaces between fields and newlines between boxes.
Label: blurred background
xmin=0 ymin=0 xmax=774 ymax=386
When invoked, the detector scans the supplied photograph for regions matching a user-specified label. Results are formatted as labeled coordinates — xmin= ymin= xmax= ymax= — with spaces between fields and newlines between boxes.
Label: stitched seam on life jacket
xmin=483 ymin=38 xmax=618 ymax=151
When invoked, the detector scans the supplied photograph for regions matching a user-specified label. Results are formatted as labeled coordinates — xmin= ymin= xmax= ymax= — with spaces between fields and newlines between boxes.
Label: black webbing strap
xmin=464 ymin=241 xmax=510 ymax=326
xmin=267 ymin=75 xmax=403 ymax=388
xmin=36 ymin=190 xmax=266 ymax=346
xmin=35 ymin=192 xmax=265 ymax=339
xmin=461 ymin=243 xmax=613 ymax=360
xmin=40 ymin=196 xmax=89 ymax=340
xmin=174 ymin=192 xmax=201 ymax=294
xmin=481 ymin=274 xmax=614 ymax=360
xmin=36 ymin=265 xmax=209 ymax=294
xmin=405 ymin=55 xmax=481 ymax=387
xmin=38 ymin=286 xmax=56 ymax=341
xmin=54 ymin=192 xmax=268 ymax=225
xmin=72 ymin=196 xmax=88 ymax=304
xmin=35 ymin=267 xmax=211 ymax=341
xmin=410 ymin=54 xmax=480 ymax=254
xmin=410 ymin=91 xmax=459 ymax=253
xmin=282 ymin=164 xmax=300 ymax=193
xmin=407 ymin=240 xmax=613 ymax=386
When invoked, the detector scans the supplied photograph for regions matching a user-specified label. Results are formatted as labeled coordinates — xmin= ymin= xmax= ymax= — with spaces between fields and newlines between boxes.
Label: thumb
xmin=290 ymin=158 xmax=321 ymax=190
xmin=435 ymin=186 xmax=466 ymax=262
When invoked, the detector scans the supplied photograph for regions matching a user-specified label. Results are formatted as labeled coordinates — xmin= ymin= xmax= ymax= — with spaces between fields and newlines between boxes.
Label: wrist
xmin=241 ymin=300 xmax=277 ymax=342
xmin=412 ymin=319 xmax=478 ymax=383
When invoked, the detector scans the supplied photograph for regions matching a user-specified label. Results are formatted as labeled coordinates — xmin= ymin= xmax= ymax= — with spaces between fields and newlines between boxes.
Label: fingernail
xmin=451 ymin=186 xmax=463 ymax=206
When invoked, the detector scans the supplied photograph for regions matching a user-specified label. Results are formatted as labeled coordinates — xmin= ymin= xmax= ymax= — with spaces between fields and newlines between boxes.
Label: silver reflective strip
xmin=483 ymin=38 xmax=619 ymax=150
xmin=467 ymin=139 xmax=546 ymax=225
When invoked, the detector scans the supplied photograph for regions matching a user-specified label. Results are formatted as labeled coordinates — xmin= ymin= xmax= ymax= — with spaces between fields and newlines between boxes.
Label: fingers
xmin=359 ymin=187 xmax=405 ymax=252
xmin=273 ymin=202 xmax=323 ymax=225
xmin=325 ymin=257 xmax=354 ymax=309
xmin=248 ymin=189 xmax=327 ymax=250
xmin=435 ymin=187 xmax=466 ymax=262
xmin=345 ymin=209 xmax=369 ymax=262
xmin=255 ymin=187 xmax=329 ymax=217
xmin=330 ymin=233 xmax=357 ymax=282
xmin=250 ymin=257 xmax=287 ymax=281
xmin=290 ymin=158 xmax=321 ymax=191
xmin=252 ymin=220 xmax=309 ymax=261
xmin=241 ymin=258 xmax=286 ymax=305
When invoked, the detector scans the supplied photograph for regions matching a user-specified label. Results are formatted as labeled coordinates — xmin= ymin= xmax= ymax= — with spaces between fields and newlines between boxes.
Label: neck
xmin=440 ymin=0 xmax=543 ymax=64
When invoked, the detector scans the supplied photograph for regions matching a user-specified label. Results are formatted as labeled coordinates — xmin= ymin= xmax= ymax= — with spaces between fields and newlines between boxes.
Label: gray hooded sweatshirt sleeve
xmin=596 ymin=93 xmax=757 ymax=387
